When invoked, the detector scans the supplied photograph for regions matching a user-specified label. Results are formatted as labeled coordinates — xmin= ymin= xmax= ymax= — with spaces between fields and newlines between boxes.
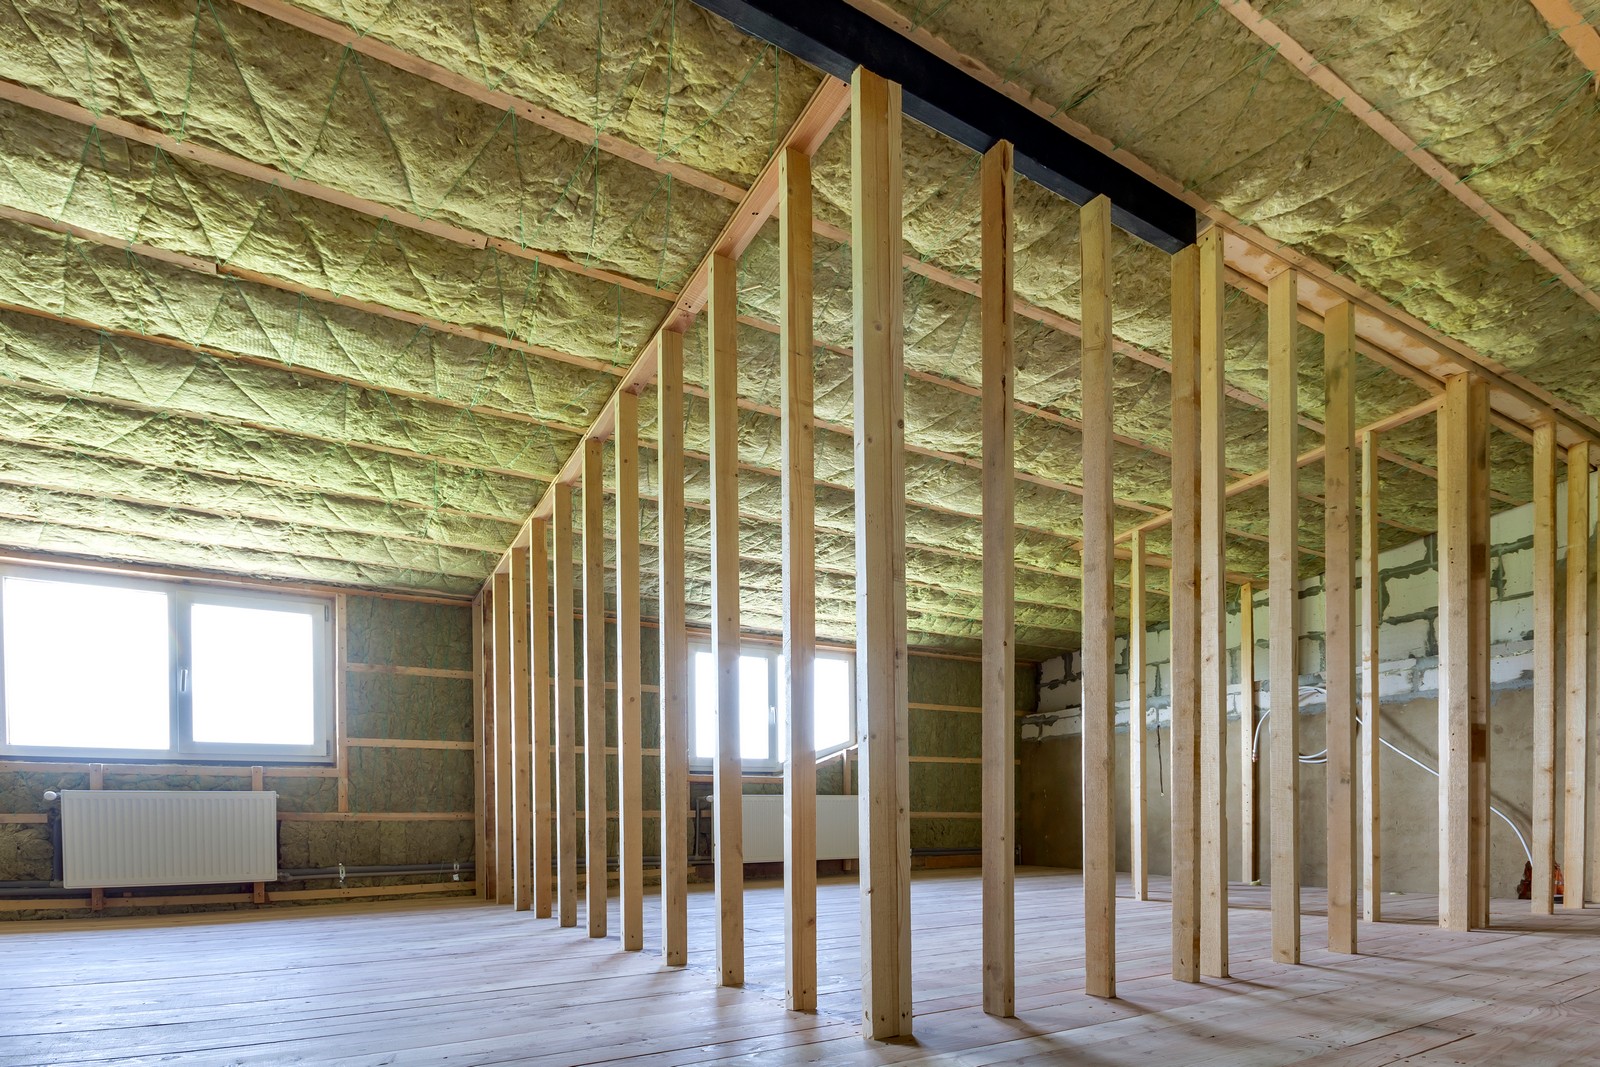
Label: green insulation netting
xmin=0 ymin=0 xmax=1579 ymax=653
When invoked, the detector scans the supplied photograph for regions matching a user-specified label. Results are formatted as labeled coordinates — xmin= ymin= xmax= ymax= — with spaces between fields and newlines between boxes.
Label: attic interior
xmin=2 ymin=0 xmax=1599 ymax=1062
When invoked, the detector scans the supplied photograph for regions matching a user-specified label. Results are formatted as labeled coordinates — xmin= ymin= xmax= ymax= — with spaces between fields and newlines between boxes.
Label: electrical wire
xmin=1249 ymin=693 xmax=1534 ymax=866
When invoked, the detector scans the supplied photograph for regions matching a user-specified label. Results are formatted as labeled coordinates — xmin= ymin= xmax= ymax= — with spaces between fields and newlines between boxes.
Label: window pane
xmin=3 ymin=576 xmax=170 ymax=750
xmin=692 ymin=650 xmax=717 ymax=760
xmin=815 ymin=656 xmax=852 ymax=752
xmin=190 ymin=603 xmax=315 ymax=746
xmin=739 ymin=654 xmax=770 ymax=761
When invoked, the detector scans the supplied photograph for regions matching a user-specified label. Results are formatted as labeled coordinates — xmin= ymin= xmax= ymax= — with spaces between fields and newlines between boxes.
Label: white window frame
xmin=686 ymin=640 xmax=855 ymax=773
xmin=0 ymin=564 xmax=336 ymax=764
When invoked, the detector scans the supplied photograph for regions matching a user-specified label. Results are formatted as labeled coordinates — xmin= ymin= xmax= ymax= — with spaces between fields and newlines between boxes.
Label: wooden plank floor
xmin=3 ymin=868 xmax=1599 ymax=1066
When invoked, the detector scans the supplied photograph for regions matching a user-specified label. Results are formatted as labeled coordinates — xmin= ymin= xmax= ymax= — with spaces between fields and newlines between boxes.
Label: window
xmin=0 ymin=566 xmax=334 ymax=763
xmin=688 ymin=643 xmax=855 ymax=771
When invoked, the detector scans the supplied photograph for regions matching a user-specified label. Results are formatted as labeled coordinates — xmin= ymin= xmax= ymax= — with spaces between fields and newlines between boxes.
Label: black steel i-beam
xmin=691 ymin=0 xmax=1197 ymax=252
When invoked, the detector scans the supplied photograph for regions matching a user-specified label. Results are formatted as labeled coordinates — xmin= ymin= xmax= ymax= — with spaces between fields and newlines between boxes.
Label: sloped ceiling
xmin=0 ymin=0 xmax=1590 ymax=659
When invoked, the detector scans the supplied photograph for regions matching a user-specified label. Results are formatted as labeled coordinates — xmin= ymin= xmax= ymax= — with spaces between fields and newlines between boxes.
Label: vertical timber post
xmin=709 ymin=251 xmax=745 ymax=987
xmin=1361 ymin=431 xmax=1382 ymax=922
xmin=1169 ymin=243 xmax=1203 ymax=983
xmin=780 ymin=145 xmax=818 ymax=1012
xmin=530 ymin=519 xmax=554 ymax=918
xmin=1324 ymin=300 xmax=1358 ymax=954
xmin=616 ymin=389 xmax=644 ymax=952
xmin=553 ymin=483 xmax=579 ymax=928
xmin=980 ymin=138 xmax=1016 ymax=1018
xmin=582 ymin=439 xmax=608 ymax=939
xmin=1438 ymin=374 xmax=1488 ymax=931
xmin=1130 ymin=530 xmax=1149 ymax=902
xmin=1267 ymin=268 xmax=1300 ymax=965
xmin=658 ymin=330 xmax=690 ymax=964
xmin=1081 ymin=193 xmax=1117 ymax=999
xmin=493 ymin=569 xmax=513 ymax=907
xmin=1565 ymin=439 xmax=1591 ymax=911
xmin=510 ymin=545 xmax=533 ymax=913
xmin=1531 ymin=422 xmax=1558 ymax=915
xmin=852 ymin=65 xmax=912 ymax=1040
xmin=1238 ymin=582 xmax=1257 ymax=886
xmin=1198 ymin=226 xmax=1230 ymax=979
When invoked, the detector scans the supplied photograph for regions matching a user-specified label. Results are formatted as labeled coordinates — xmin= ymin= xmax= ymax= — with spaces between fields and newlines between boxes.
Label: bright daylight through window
xmin=690 ymin=645 xmax=854 ymax=770
xmin=0 ymin=567 xmax=333 ymax=762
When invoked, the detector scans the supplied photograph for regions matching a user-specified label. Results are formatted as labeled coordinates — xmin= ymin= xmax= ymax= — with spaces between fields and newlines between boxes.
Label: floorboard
xmin=3 ymin=869 xmax=1598 ymax=1065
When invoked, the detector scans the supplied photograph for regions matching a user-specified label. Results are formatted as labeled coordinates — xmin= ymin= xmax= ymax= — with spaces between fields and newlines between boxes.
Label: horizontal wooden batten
xmin=276 ymin=812 xmax=474 ymax=822
xmin=345 ymin=739 xmax=476 ymax=751
xmin=344 ymin=664 xmax=476 ymax=680
xmin=0 ymin=881 xmax=476 ymax=913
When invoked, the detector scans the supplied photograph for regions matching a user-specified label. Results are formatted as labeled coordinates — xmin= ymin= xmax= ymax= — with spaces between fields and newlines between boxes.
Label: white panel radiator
xmin=60 ymin=790 xmax=279 ymax=889
xmin=740 ymin=794 xmax=859 ymax=864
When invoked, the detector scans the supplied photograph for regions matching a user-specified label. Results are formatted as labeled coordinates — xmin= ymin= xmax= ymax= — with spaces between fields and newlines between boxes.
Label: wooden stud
xmin=1169 ymin=243 xmax=1203 ymax=984
xmin=657 ymin=330 xmax=689 ymax=965
xmin=1130 ymin=529 xmax=1149 ymax=904
xmin=251 ymin=766 xmax=266 ymax=905
xmin=1268 ymin=268 xmax=1300 ymax=964
xmin=529 ymin=519 xmax=554 ymax=919
xmin=472 ymin=589 xmax=487 ymax=901
xmin=1531 ymin=422 xmax=1558 ymax=915
xmin=1565 ymin=439 xmax=1591 ymax=911
xmin=493 ymin=569 xmax=514 ymax=908
xmin=1198 ymin=226 xmax=1230 ymax=979
xmin=780 ymin=145 xmax=818 ymax=1013
xmin=852 ymin=65 xmax=912 ymax=1040
xmin=335 ymin=594 xmax=350 ymax=814
xmin=1438 ymin=374 xmax=1488 ymax=930
xmin=1238 ymin=582 xmax=1257 ymax=886
xmin=581 ymin=438 xmax=608 ymax=939
xmin=89 ymin=764 xmax=104 ymax=912
xmin=553 ymin=482 xmax=579 ymax=928
xmin=1324 ymin=300 xmax=1358 ymax=954
xmin=1468 ymin=377 xmax=1492 ymax=931
xmin=1081 ymin=193 xmax=1117 ymax=1000
xmin=616 ymin=390 xmax=644 ymax=951
xmin=1361 ymin=431 xmax=1383 ymax=923
xmin=510 ymin=545 xmax=534 ymax=913
xmin=709 ymin=251 xmax=744 ymax=987
xmin=980 ymin=139 xmax=1017 ymax=1017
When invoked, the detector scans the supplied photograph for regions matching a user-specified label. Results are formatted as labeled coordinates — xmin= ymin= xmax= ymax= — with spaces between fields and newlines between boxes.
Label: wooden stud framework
xmin=1081 ymin=193 xmax=1117 ymax=1000
xmin=1437 ymin=374 xmax=1489 ymax=932
xmin=1268 ymin=268 xmax=1300 ymax=965
xmin=1324 ymin=300 xmax=1358 ymax=954
xmin=615 ymin=389 xmax=644 ymax=952
xmin=1361 ymin=431 xmax=1383 ymax=922
xmin=1237 ymin=582 xmax=1257 ymax=887
xmin=852 ymin=65 xmax=913 ymax=1041
xmin=1198 ymin=226 xmax=1230 ymax=979
xmin=1169 ymin=243 xmax=1203 ymax=984
xmin=530 ymin=520 xmax=554 ymax=919
xmin=980 ymin=138 xmax=1016 ymax=1018
xmin=1530 ymin=422 xmax=1558 ymax=915
xmin=708 ymin=251 xmax=745 ymax=988
xmin=1564 ymin=439 xmax=1591 ymax=911
xmin=581 ymin=439 xmax=608 ymax=939
xmin=510 ymin=544 xmax=533 ymax=913
xmin=658 ymin=330 xmax=690 ymax=966
xmin=780 ymin=144 xmax=818 ymax=1013
xmin=493 ymin=569 xmax=514 ymax=908
xmin=552 ymin=483 xmax=579 ymax=928
xmin=472 ymin=589 xmax=488 ymax=901
xmin=1130 ymin=530 xmax=1149 ymax=903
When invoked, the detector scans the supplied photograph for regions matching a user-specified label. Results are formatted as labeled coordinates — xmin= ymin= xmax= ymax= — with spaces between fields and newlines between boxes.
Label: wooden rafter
xmin=1218 ymin=0 xmax=1600 ymax=319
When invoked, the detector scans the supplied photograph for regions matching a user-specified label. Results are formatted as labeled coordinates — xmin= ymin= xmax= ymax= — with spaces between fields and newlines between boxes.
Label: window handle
xmin=178 ymin=668 xmax=189 ymax=694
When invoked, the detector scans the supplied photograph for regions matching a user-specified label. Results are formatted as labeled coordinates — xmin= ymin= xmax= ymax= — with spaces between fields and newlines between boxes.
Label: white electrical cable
xmin=1250 ymin=701 xmax=1534 ymax=867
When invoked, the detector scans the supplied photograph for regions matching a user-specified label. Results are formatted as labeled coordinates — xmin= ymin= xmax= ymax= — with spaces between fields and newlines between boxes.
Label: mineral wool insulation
xmin=0 ymin=0 xmax=1575 ymax=658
